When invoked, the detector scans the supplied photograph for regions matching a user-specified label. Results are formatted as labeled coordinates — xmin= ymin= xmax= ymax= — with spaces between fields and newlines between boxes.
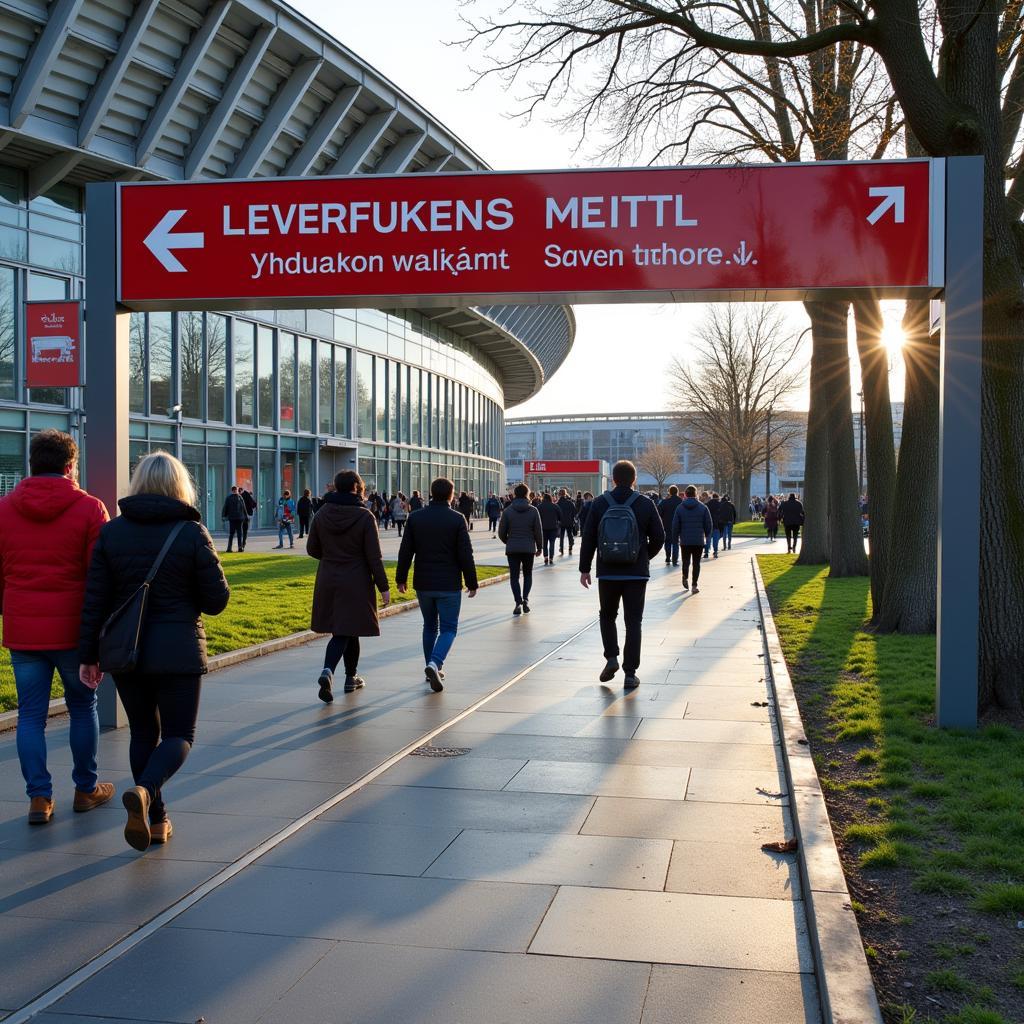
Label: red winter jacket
xmin=0 ymin=476 xmax=109 ymax=651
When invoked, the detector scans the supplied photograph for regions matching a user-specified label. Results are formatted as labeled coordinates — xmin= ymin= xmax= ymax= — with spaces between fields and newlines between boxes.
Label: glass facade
xmin=0 ymin=163 xmax=507 ymax=523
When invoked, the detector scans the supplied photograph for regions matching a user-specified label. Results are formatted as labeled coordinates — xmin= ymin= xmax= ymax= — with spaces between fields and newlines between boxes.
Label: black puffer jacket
xmin=498 ymin=498 xmax=543 ymax=555
xmin=395 ymin=500 xmax=479 ymax=592
xmin=538 ymin=500 xmax=560 ymax=531
xmin=79 ymin=495 xmax=230 ymax=675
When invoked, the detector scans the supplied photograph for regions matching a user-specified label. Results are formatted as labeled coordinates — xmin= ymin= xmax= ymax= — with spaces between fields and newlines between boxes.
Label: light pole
xmin=857 ymin=390 xmax=865 ymax=496
xmin=168 ymin=404 xmax=183 ymax=460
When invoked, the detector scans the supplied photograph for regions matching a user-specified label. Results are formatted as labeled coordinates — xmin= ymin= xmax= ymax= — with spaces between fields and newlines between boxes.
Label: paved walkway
xmin=0 ymin=536 xmax=820 ymax=1024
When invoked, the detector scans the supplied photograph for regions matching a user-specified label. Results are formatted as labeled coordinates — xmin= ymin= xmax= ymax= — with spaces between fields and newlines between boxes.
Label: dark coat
xmin=79 ymin=495 xmax=229 ymax=675
xmin=579 ymin=485 xmax=665 ymax=579
xmin=707 ymin=497 xmax=724 ymax=527
xmin=657 ymin=494 xmax=682 ymax=532
xmin=719 ymin=499 xmax=737 ymax=525
xmin=556 ymin=496 xmax=577 ymax=530
xmin=457 ymin=494 xmax=474 ymax=517
xmin=408 ymin=495 xmax=424 ymax=511
xmin=307 ymin=492 xmax=389 ymax=637
xmin=396 ymin=500 xmax=478 ymax=592
xmin=498 ymin=498 xmax=543 ymax=555
xmin=222 ymin=492 xmax=246 ymax=521
xmin=764 ymin=503 xmax=780 ymax=529
xmin=538 ymin=500 xmax=560 ymax=531
xmin=781 ymin=497 xmax=806 ymax=526
xmin=671 ymin=497 xmax=713 ymax=548
xmin=297 ymin=495 xmax=313 ymax=519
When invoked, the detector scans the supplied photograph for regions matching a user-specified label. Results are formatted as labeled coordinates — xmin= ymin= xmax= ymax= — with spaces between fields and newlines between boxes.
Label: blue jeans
xmin=277 ymin=521 xmax=294 ymax=546
xmin=664 ymin=537 xmax=679 ymax=563
xmin=712 ymin=528 xmax=722 ymax=554
xmin=418 ymin=591 xmax=462 ymax=670
xmin=722 ymin=522 xmax=733 ymax=549
xmin=12 ymin=649 xmax=99 ymax=799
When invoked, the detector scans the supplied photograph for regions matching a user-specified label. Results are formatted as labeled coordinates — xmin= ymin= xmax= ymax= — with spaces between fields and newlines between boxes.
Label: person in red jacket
xmin=0 ymin=430 xmax=112 ymax=824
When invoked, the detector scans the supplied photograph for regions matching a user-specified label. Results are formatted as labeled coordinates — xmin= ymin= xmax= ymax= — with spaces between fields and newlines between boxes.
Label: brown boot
xmin=122 ymin=786 xmax=151 ymax=851
xmin=73 ymin=782 xmax=115 ymax=813
xmin=150 ymin=818 xmax=173 ymax=844
xmin=28 ymin=796 xmax=54 ymax=824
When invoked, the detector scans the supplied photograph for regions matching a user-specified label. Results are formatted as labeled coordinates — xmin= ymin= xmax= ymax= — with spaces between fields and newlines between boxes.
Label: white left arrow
xmin=143 ymin=209 xmax=205 ymax=272
xmin=866 ymin=186 xmax=905 ymax=225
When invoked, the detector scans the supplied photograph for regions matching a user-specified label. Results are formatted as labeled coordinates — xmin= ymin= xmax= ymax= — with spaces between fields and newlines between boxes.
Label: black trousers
xmin=488 ymin=514 xmax=499 ymax=532
xmin=785 ymin=525 xmax=801 ymax=549
xmin=598 ymin=579 xmax=647 ymax=674
xmin=298 ymin=514 xmax=310 ymax=538
xmin=507 ymin=553 xmax=535 ymax=604
xmin=226 ymin=520 xmax=245 ymax=551
xmin=240 ymin=517 xmax=250 ymax=547
xmin=559 ymin=524 xmax=574 ymax=552
xmin=114 ymin=672 xmax=201 ymax=823
xmin=543 ymin=529 xmax=557 ymax=560
xmin=682 ymin=545 xmax=704 ymax=585
xmin=324 ymin=635 xmax=360 ymax=676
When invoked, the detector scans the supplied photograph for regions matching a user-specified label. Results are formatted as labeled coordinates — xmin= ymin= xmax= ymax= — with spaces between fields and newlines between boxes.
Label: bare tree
xmin=636 ymin=441 xmax=682 ymax=496
xmin=666 ymin=304 xmax=804 ymax=517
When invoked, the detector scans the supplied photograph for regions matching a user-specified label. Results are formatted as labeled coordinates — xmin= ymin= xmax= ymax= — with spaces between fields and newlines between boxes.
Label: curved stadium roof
xmin=0 ymin=0 xmax=573 ymax=405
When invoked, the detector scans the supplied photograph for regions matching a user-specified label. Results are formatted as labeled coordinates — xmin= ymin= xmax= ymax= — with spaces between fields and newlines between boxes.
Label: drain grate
xmin=410 ymin=745 xmax=471 ymax=757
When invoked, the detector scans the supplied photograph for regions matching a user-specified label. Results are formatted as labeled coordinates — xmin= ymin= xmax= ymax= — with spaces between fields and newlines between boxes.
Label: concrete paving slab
xmin=530 ymin=886 xmax=813 ymax=972
xmin=259 ymin=820 xmax=462 ymax=876
xmin=667 ymin=839 xmax=801 ymax=900
xmin=684 ymin=700 xmax=773 ymax=722
xmin=632 ymin=717 xmax=777 ymax=745
xmin=641 ymin=964 xmax=821 ymax=1023
xmin=425 ymin=829 xmax=672 ymax=890
xmin=504 ymin=759 xmax=689 ymax=800
xmin=685 ymin=766 xmax=789 ymax=806
xmin=319 ymin=783 xmax=595 ymax=833
xmin=374 ymin=755 xmax=527 ymax=790
xmin=582 ymin=795 xmax=788 ymax=844
xmin=177 ymin=744 xmax=383 ymax=784
xmin=160 ymin=772 xmax=343 ymax=817
xmin=51 ymin=927 xmax=336 ymax=1024
xmin=172 ymin=866 xmax=555 ymax=952
xmin=456 ymin=709 xmax=641 ymax=738
xmin=256 ymin=941 xmax=652 ymax=1024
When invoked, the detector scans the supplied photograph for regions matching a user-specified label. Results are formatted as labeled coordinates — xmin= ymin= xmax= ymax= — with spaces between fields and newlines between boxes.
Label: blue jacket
xmin=672 ymin=497 xmax=713 ymax=547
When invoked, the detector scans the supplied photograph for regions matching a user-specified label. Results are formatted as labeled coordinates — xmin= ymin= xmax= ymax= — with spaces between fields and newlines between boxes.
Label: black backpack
xmin=598 ymin=490 xmax=641 ymax=564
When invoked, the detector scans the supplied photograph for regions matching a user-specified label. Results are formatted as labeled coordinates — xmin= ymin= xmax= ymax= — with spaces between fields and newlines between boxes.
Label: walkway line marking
xmin=6 ymin=615 xmax=599 ymax=1024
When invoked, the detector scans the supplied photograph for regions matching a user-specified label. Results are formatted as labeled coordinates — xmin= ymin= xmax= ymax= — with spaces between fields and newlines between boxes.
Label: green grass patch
xmin=913 ymin=870 xmax=976 ymax=896
xmin=0 ymin=554 xmax=505 ymax=711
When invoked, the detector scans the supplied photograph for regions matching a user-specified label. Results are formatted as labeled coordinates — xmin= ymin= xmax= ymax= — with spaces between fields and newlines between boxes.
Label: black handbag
xmin=97 ymin=521 xmax=187 ymax=674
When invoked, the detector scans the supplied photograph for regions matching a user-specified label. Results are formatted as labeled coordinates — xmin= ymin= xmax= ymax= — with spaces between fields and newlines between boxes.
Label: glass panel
xmin=128 ymin=311 xmax=145 ymax=413
xmin=233 ymin=320 xmax=254 ymax=425
xmin=206 ymin=445 xmax=228 ymax=526
xmin=181 ymin=444 xmax=204 ymax=512
xmin=298 ymin=337 xmax=313 ymax=432
xmin=0 ymin=431 xmax=25 ymax=493
xmin=375 ymin=358 xmax=386 ymax=440
xmin=258 ymin=450 xmax=276 ymax=527
xmin=357 ymin=352 xmax=373 ymax=439
xmin=409 ymin=368 xmax=420 ymax=446
xmin=257 ymin=325 xmax=274 ymax=428
xmin=402 ymin=364 xmax=411 ymax=444
xmin=179 ymin=311 xmax=203 ymax=419
xmin=318 ymin=343 xmax=332 ymax=434
xmin=431 ymin=374 xmax=440 ymax=449
xmin=234 ymin=446 xmax=257 ymax=507
xmin=335 ymin=348 xmax=348 ymax=436
xmin=149 ymin=312 xmax=173 ymax=417
xmin=279 ymin=332 xmax=296 ymax=431
xmin=388 ymin=360 xmax=399 ymax=443
xmin=207 ymin=314 xmax=227 ymax=422
xmin=28 ymin=233 xmax=81 ymax=274
xmin=0 ymin=266 xmax=15 ymax=401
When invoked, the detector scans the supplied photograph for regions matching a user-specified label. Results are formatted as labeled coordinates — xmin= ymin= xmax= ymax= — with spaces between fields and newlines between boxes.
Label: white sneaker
xmin=425 ymin=662 xmax=443 ymax=692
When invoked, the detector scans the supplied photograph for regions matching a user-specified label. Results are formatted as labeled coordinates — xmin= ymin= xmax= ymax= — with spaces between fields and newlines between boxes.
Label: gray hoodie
xmin=498 ymin=498 xmax=543 ymax=555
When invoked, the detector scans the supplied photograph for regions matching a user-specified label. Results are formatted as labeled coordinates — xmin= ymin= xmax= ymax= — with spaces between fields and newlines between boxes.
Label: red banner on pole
xmin=25 ymin=300 xmax=82 ymax=388
xmin=525 ymin=460 xmax=602 ymax=475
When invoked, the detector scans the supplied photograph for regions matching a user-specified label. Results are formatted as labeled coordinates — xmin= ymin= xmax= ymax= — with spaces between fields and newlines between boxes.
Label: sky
xmin=292 ymin=0 xmax=905 ymax=416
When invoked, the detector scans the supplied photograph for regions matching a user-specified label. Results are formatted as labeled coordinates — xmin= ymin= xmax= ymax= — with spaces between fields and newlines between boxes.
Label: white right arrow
xmin=144 ymin=209 xmax=205 ymax=272
xmin=866 ymin=186 xmax=905 ymax=225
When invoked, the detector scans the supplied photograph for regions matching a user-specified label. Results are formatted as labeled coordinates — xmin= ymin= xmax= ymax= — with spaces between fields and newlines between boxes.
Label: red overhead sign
xmin=525 ymin=460 xmax=602 ymax=475
xmin=25 ymin=300 xmax=82 ymax=388
xmin=117 ymin=161 xmax=937 ymax=310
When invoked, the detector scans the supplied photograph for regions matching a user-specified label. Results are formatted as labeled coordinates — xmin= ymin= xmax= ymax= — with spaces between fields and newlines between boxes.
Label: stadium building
xmin=0 ymin=0 xmax=573 ymax=526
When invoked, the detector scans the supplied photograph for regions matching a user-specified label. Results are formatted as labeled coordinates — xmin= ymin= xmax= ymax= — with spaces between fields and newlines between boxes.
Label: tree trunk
xmin=875 ymin=300 xmax=938 ymax=634
xmin=852 ymin=299 xmax=898 ymax=616
xmin=736 ymin=471 xmax=752 ymax=524
xmin=796 ymin=303 xmax=831 ymax=564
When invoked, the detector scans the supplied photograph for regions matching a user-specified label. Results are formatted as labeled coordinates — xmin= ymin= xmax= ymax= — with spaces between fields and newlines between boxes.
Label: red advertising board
xmin=525 ymin=460 xmax=602 ymax=475
xmin=25 ymin=300 xmax=82 ymax=387
xmin=117 ymin=161 xmax=937 ymax=309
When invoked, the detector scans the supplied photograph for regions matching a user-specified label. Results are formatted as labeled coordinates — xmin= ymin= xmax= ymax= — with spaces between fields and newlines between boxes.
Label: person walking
xmin=498 ymin=483 xmax=543 ymax=615
xmin=579 ymin=491 xmax=594 ymax=533
xmin=307 ymin=471 xmax=391 ymax=701
xmin=408 ymin=490 xmax=424 ymax=512
xmin=396 ymin=478 xmax=478 ymax=692
xmin=578 ymin=460 xmax=665 ymax=689
xmin=556 ymin=488 xmax=578 ymax=556
xmin=79 ymin=452 xmax=229 ymax=851
xmin=297 ymin=489 xmax=313 ymax=538
xmin=221 ymin=485 xmax=247 ymax=552
xmin=764 ymin=496 xmax=780 ymax=542
xmin=719 ymin=494 xmax=737 ymax=551
xmin=706 ymin=492 xmax=724 ymax=558
xmin=657 ymin=485 xmax=683 ymax=566
xmin=239 ymin=486 xmax=256 ymax=548
xmin=781 ymin=493 xmax=806 ymax=553
xmin=538 ymin=492 xmax=560 ymax=564
xmin=391 ymin=492 xmax=409 ymax=537
xmin=485 ymin=492 xmax=502 ymax=536
xmin=274 ymin=490 xmax=296 ymax=548
xmin=671 ymin=485 xmax=713 ymax=593
xmin=0 ymin=429 xmax=113 ymax=825
xmin=457 ymin=490 xmax=475 ymax=530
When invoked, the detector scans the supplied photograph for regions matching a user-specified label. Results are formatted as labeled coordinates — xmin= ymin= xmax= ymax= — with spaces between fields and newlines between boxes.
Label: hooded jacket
xmin=79 ymin=494 xmax=229 ymax=675
xmin=671 ymin=496 xmax=713 ymax=548
xmin=498 ymin=498 xmax=543 ymax=555
xmin=0 ymin=475 xmax=109 ymax=650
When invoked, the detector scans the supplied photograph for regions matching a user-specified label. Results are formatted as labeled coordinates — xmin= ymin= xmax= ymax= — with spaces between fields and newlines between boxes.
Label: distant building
xmin=506 ymin=406 xmax=904 ymax=495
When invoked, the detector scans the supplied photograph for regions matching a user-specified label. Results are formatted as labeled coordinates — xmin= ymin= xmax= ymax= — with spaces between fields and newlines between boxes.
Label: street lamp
xmin=167 ymin=404 xmax=183 ymax=460
xmin=857 ymin=390 xmax=865 ymax=496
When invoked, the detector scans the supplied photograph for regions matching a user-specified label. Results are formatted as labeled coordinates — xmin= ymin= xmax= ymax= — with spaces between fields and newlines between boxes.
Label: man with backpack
xmin=578 ymin=460 xmax=665 ymax=689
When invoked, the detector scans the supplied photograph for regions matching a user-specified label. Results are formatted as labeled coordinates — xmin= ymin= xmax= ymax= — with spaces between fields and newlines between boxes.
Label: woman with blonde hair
xmin=79 ymin=451 xmax=229 ymax=851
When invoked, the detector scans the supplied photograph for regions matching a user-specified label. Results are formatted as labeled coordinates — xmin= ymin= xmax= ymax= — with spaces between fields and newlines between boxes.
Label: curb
xmin=0 ymin=571 xmax=511 ymax=733
xmin=751 ymin=556 xmax=883 ymax=1024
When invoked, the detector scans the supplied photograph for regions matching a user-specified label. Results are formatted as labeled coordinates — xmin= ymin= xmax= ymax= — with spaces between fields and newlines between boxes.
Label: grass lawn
xmin=0 ymin=555 xmax=506 ymax=713
xmin=733 ymin=520 xmax=772 ymax=537
xmin=760 ymin=555 xmax=1024 ymax=1024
